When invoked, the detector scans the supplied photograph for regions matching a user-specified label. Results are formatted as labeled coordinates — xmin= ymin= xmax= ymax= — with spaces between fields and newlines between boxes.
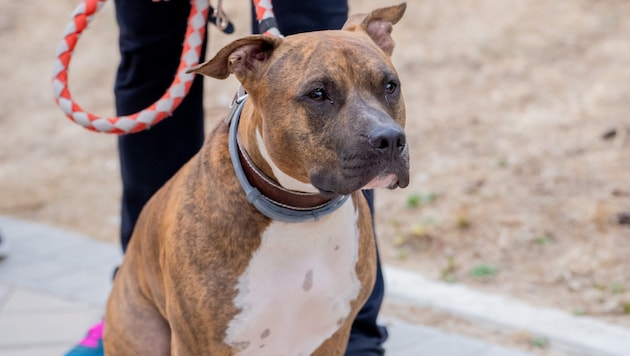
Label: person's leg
xmin=65 ymin=2 xmax=205 ymax=355
xmin=251 ymin=2 xmax=388 ymax=354
xmin=251 ymin=0 xmax=349 ymax=35
xmin=346 ymin=190 xmax=388 ymax=356
xmin=115 ymin=0 xmax=206 ymax=252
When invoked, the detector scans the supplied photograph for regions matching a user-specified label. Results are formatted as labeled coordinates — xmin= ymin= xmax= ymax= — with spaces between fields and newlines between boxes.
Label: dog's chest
xmin=224 ymin=201 xmax=362 ymax=355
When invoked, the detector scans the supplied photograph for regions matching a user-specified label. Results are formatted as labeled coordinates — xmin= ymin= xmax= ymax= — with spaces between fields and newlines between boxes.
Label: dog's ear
xmin=187 ymin=35 xmax=282 ymax=82
xmin=342 ymin=3 xmax=406 ymax=56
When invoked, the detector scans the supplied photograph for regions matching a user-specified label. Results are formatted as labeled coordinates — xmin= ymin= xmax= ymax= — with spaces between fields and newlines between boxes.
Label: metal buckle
xmin=209 ymin=0 xmax=234 ymax=34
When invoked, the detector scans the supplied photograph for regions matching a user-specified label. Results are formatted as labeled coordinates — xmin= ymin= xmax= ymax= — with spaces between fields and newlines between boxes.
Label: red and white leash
xmin=52 ymin=0 xmax=277 ymax=134
xmin=52 ymin=0 xmax=208 ymax=134
xmin=253 ymin=0 xmax=281 ymax=37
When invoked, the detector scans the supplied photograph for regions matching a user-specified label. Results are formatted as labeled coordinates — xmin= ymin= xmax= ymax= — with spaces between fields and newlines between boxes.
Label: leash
xmin=52 ymin=0 xmax=278 ymax=134
xmin=52 ymin=0 xmax=210 ymax=134
xmin=252 ymin=0 xmax=282 ymax=37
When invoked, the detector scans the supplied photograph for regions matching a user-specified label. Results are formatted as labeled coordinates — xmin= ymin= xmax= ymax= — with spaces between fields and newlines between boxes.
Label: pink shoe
xmin=65 ymin=320 xmax=104 ymax=356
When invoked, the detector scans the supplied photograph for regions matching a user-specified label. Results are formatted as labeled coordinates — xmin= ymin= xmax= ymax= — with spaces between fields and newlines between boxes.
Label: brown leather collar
xmin=236 ymin=137 xmax=333 ymax=210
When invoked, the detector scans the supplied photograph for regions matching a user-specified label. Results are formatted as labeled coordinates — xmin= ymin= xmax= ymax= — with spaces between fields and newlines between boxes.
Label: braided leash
xmin=52 ymin=0 xmax=209 ymax=134
xmin=252 ymin=0 xmax=281 ymax=37
xmin=53 ymin=0 xmax=278 ymax=134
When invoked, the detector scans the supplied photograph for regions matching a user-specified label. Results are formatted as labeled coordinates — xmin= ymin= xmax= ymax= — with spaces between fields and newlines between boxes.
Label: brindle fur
xmin=104 ymin=4 xmax=407 ymax=355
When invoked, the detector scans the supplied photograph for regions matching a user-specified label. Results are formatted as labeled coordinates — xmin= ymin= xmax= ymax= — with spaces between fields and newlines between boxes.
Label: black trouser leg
xmin=114 ymin=0 xmax=206 ymax=251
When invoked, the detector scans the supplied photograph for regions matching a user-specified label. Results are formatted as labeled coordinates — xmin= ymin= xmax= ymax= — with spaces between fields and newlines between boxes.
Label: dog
xmin=104 ymin=3 xmax=408 ymax=355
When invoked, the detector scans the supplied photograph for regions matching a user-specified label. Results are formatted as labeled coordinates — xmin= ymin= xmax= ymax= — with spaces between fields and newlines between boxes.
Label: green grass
xmin=532 ymin=235 xmax=552 ymax=245
xmin=531 ymin=336 xmax=549 ymax=348
xmin=469 ymin=264 xmax=499 ymax=278
xmin=405 ymin=192 xmax=439 ymax=209
xmin=610 ymin=283 xmax=626 ymax=294
xmin=457 ymin=216 xmax=471 ymax=229
xmin=440 ymin=256 xmax=459 ymax=283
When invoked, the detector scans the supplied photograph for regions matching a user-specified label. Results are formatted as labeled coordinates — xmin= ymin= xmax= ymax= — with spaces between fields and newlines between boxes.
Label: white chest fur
xmin=224 ymin=200 xmax=362 ymax=355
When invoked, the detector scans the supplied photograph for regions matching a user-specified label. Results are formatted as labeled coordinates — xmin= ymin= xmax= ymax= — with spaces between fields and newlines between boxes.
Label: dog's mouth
xmin=314 ymin=187 xmax=339 ymax=200
xmin=361 ymin=172 xmax=403 ymax=190
xmin=311 ymin=157 xmax=410 ymax=197
xmin=309 ymin=128 xmax=411 ymax=196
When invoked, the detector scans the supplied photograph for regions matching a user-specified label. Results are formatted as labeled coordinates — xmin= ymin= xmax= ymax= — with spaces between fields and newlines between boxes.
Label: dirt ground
xmin=1 ymin=0 xmax=629 ymax=352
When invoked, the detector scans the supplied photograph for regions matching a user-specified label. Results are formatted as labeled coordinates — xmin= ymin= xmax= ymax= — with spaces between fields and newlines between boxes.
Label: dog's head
xmin=191 ymin=3 xmax=409 ymax=196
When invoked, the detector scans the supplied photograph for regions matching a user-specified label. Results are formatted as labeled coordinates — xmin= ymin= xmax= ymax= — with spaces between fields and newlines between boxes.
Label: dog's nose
xmin=368 ymin=126 xmax=406 ymax=157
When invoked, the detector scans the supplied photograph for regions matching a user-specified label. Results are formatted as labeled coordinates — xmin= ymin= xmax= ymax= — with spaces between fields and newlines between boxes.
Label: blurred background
xmin=1 ymin=0 xmax=629 ymax=353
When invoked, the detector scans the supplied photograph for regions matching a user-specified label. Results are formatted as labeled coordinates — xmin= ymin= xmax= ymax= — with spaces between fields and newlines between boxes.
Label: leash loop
xmin=52 ymin=0 xmax=209 ymax=134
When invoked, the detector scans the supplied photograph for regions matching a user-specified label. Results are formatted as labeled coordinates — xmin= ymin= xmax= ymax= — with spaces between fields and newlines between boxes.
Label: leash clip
xmin=209 ymin=0 xmax=234 ymax=34
xmin=224 ymin=87 xmax=248 ymax=124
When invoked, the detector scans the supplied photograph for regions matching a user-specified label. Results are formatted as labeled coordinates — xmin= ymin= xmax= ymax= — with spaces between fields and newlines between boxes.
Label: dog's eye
xmin=385 ymin=81 xmax=398 ymax=95
xmin=309 ymin=88 xmax=327 ymax=102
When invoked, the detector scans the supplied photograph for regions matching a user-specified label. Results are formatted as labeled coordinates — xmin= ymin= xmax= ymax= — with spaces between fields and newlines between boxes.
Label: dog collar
xmin=227 ymin=94 xmax=350 ymax=223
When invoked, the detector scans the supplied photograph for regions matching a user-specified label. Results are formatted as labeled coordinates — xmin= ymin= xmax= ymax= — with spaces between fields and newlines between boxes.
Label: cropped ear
xmin=342 ymin=3 xmax=406 ymax=56
xmin=187 ymin=35 xmax=282 ymax=82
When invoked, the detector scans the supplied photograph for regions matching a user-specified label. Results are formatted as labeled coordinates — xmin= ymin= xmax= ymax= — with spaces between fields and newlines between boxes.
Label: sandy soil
xmin=1 ymin=0 xmax=629 ymax=352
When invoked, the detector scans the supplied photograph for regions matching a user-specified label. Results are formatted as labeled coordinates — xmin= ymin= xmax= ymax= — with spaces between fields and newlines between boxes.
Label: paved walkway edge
xmin=385 ymin=266 xmax=630 ymax=356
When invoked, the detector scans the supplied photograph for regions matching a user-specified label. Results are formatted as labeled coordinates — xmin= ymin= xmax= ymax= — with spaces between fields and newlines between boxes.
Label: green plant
xmin=393 ymin=218 xmax=437 ymax=252
xmin=610 ymin=283 xmax=626 ymax=294
xmin=409 ymin=223 xmax=428 ymax=237
xmin=531 ymin=336 xmax=549 ymax=348
xmin=394 ymin=234 xmax=407 ymax=246
xmin=532 ymin=235 xmax=552 ymax=245
xmin=396 ymin=247 xmax=410 ymax=260
xmin=469 ymin=264 xmax=499 ymax=278
xmin=405 ymin=194 xmax=421 ymax=209
xmin=405 ymin=192 xmax=439 ymax=209
xmin=573 ymin=308 xmax=586 ymax=316
xmin=457 ymin=217 xmax=470 ymax=229
xmin=440 ymin=256 xmax=458 ymax=283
